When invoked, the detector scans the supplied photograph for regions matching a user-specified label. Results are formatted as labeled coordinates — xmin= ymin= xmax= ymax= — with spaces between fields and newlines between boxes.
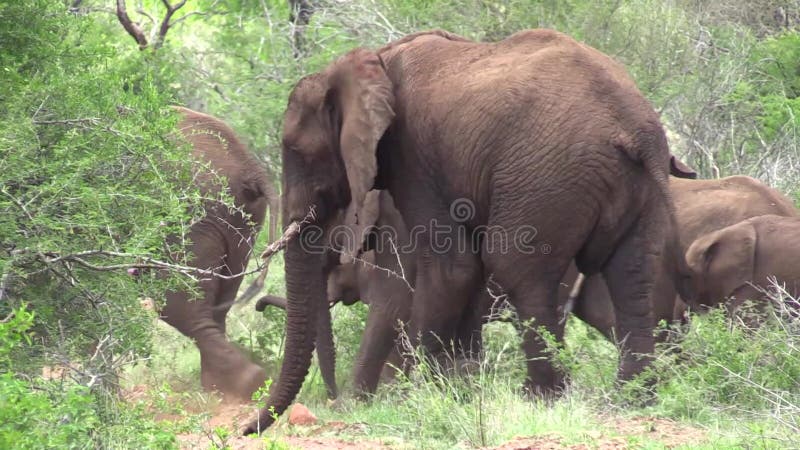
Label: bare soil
xmin=125 ymin=385 xmax=706 ymax=449
xmin=490 ymin=417 xmax=707 ymax=449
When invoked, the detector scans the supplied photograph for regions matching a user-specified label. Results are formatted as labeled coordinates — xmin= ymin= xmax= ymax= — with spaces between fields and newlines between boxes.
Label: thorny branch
xmin=32 ymin=116 xmax=125 ymax=136
xmin=10 ymin=248 xmax=262 ymax=282
xmin=235 ymin=206 xmax=317 ymax=305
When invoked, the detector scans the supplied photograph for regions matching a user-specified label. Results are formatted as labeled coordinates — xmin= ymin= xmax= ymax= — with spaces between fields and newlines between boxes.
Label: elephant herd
xmin=150 ymin=30 xmax=800 ymax=435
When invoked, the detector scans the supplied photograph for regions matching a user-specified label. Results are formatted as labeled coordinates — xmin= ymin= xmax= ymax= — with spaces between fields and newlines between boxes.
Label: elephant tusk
xmin=561 ymin=272 xmax=586 ymax=324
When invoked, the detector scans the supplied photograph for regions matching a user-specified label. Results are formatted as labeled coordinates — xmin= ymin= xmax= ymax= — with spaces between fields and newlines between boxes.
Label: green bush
xmin=0 ymin=307 xmax=176 ymax=449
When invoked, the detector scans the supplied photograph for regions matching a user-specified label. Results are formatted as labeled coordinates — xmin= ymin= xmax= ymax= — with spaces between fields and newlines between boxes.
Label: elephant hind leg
xmin=482 ymin=249 xmax=571 ymax=397
xmin=602 ymin=212 xmax=661 ymax=382
xmin=506 ymin=277 xmax=566 ymax=396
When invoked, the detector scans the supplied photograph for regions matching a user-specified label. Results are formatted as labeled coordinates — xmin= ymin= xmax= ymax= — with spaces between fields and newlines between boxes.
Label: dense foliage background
xmin=1 ymin=0 xmax=799 ymax=448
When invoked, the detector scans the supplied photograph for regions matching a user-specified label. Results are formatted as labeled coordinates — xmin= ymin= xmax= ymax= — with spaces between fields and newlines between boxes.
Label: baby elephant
xmin=685 ymin=214 xmax=800 ymax=311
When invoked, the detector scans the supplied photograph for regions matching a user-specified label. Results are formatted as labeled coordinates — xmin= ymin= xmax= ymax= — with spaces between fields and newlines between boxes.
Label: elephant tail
xmin=624 ymin=124 xmax=687 ymax=279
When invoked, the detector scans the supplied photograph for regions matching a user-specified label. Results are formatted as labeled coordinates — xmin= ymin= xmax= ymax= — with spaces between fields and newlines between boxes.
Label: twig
xmin=235 ymin=206 xmax=317 ymax=305
xmin=32 ymin=117 xmax=101 ymax=126
xmin=388 ymin=237 xmax=413 ymax=293
xmin=170 ymin=0 xmax=221 ymax=27
xmin=11 ymin=248 xmax=262 ymax=281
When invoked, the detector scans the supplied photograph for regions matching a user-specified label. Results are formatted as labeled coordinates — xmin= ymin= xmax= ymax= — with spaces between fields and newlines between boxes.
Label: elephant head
xmin=684 ymin=220 xmax=757 ymax=308
xmin=327 ymin=250 xmax=377 ymax=306
xmin=244 ymin=49 xmax=396 ymax=434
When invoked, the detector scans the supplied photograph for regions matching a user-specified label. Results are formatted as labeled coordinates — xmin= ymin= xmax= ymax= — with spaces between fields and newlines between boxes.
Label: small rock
xmin=139 ymin=297 xmax=155 ymax=311
xmin=288 ymin=403 xmax=317 ymax=425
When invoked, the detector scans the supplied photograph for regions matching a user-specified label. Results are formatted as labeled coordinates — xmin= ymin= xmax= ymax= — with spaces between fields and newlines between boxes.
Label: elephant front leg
xmin=407 ymin=249 xmax=483 ymax=371
xmin=196 ymin=333 xmax=267 ymax=401
xmin=315 ymin=303 xmax=338 ymax=400
xmin=161 ymin=282 xmax=266 ymax=402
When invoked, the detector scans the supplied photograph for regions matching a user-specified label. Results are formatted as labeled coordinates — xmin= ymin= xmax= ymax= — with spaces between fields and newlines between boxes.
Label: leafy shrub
xmin=0 ymin=307 xmax=176 ymax=449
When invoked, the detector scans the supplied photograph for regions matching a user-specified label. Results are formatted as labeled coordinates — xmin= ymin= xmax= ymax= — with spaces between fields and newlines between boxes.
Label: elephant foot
xmin=522 ymin=376 xmax=565 ymax=402
xmin=201 ymin=357 xmax=267 ymax=402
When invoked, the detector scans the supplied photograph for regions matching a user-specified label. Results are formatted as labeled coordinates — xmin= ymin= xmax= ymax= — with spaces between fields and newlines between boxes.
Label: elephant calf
xmin=158 ymin=107 xmax=277 ymax=401
xmin=570 ymin=175 xmax=798 ymax=340
xmin=685 ymin=214 xmax=800 ymax=312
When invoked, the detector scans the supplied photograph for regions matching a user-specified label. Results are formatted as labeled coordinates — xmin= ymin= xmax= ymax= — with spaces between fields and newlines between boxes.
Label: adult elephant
xmin=570 ymin=175 xmax=799 ymax=341
xmin=245 ymin=29 xmax=681 ymax=433
xmin=158 ymin=107 xmax=278 ymax=401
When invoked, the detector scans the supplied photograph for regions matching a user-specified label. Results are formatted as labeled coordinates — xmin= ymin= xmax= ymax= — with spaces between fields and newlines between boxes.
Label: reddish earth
xmin=490 ymin=417 xmax=707 ymax=449
xmin=173 ymin=403 xmax=394 ymax=450
xmin=124 ymin=385 xmax=705 ymax=449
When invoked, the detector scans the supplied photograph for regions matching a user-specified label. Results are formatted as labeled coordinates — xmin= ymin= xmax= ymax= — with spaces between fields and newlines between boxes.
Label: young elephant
xmin=158 ymin=107 xmax=278 ymax=401
xmin=570 ymin=175 xmax=798 ymax=340
xmin=685 ymin=215 xmax=800 ymax=311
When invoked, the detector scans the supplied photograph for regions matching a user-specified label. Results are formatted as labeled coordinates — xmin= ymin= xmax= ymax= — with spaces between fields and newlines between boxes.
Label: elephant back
xmin=173 ymin=106 xmax=270 ymax=226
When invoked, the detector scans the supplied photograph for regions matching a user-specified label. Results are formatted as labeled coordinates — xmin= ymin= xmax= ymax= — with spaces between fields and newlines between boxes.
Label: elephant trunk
xmin=254 ymin=294 xmax=288 ymax=311
xmin=315 ymin=303 xmax=338 ymax=400
xmin=244 ymin=234 xmax=323 ymax=434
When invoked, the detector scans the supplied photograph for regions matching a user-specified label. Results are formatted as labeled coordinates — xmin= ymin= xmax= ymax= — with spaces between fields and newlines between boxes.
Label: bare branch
xmin=235 ymin=206 xmax=316 ymax=305
xmin=135 ymin=8 xmax=156 ymax=27
xmin=9 ymin=248 xmax=263 ymax=282
xmin=388 ymin=237 xmax=413 ymax=293
xmin=32 ymin=117 xmax=101 ymax=126
xmin=32 ymin=116 xmax=125 ymax=136
xmin=116 ymin=0 xmax=149 ymax=50
xmin=170 ymin=0 xmax=222 ymax=27
xmin=153 ymin=0 xmax=188 ymax=49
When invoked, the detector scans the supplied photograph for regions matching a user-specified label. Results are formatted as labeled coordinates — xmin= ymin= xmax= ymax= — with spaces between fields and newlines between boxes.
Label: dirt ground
xmin=490 ymin=417 xmax=707 ymax=450
xmin=125 ymin=385 xmax=706 ymax=449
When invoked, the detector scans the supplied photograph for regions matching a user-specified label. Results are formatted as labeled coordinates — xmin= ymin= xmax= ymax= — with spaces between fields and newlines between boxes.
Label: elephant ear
xmin=340 ymin=190 xmax=381 ymax=264
xmin=327 ymin=49 xmax=395 ymax=262
xmin=685 ymin=221 xmax=757 ymax=305
xmin=670 ymin=155 xmax=698 ymax=179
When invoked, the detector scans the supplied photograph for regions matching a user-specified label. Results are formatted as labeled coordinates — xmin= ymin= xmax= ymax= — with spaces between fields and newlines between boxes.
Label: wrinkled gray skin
xmin=246 ymin=29 xmax=680 ymax=434
xmin=570 ymin=175 xmax=799 ymax=341
xmin=159 ymin=107 xmax=278 ymax=401
xmin=685 ymin=214 xmax=800 ymax=312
